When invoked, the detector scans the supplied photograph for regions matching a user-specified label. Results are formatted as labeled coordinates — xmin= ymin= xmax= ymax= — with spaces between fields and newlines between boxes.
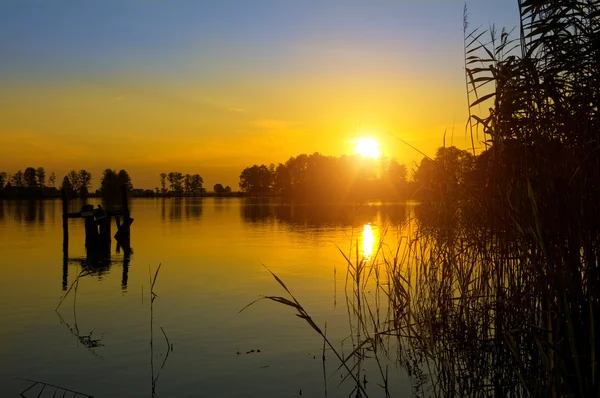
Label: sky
xmin=0 ymin=0 xmax=519 ymax=190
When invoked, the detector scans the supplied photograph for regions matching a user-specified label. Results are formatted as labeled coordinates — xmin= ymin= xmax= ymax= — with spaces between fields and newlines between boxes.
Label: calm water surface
xmin=0 ymin=198 xmax=414 ymax=397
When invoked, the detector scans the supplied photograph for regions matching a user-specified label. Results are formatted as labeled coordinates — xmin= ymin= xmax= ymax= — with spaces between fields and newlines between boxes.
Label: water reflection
xmin=240 ymin=199 xmax=408 ymax=228
xmin=0 ymin=199 xmax=57 ymax=225
xmin=361 ymin=224 xmax=377 ymax=260
xmin=160 ymin=198 xmax=204 ymax=222
xmin=1 ymin=197 xmax=418 ymax=397
xmin=62 ymin=254 xmax=131 ymax=289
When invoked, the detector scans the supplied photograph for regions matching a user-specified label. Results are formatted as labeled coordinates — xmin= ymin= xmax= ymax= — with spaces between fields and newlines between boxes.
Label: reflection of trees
xmin=37 ymin=200 xmax=45 ymax=224
xmin=240 ymin=199 xmax=407 ymax=228
xmin=170 ymin=197 xmax=182 ymax=220
xmin=184 ymin=197 xmax=203 ymax=220
xmin=161 ymin=197 xmax=204 ymax=221
xmin=213 ymin=197 xmax=228 ymax=213
xmin=4 ymin=200 xmax=47 ymax=225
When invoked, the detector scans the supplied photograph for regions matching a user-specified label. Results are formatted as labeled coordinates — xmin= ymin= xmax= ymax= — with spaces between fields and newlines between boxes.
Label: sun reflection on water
xmin=361 ymin=223 xmax=377 ymax=260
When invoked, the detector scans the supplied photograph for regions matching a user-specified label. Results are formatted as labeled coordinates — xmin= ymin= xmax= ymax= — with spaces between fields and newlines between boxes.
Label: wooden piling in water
xmin=121 ymin=185 xmax=131 ymax=255
xmin=60 ymin=185 xmax=133 ymax=288
xmin=61 ymin=187 xmax=69 ymax=290
xmin=61 ymin=188 xmax=69 ymax=253
xmin=98 ymin=213 xmax=111 ymax=254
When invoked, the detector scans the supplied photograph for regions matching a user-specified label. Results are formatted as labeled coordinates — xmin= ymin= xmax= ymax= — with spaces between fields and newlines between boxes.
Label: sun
xmin=353 ymin=137 xmax=380 ymax=159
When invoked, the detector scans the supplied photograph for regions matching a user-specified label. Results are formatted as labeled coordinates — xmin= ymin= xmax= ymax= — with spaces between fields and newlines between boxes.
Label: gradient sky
xmin=0 ymin=0 xmax=519 ymax=190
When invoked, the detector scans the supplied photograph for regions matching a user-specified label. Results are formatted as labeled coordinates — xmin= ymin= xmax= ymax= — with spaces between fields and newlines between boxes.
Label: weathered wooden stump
xmin=60 ymin=185 xmax=133 ymax=288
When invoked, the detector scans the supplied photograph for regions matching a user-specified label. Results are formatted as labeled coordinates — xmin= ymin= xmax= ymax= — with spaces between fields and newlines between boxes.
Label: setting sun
xmin=353 ymin=137 xmax=381 ymax=159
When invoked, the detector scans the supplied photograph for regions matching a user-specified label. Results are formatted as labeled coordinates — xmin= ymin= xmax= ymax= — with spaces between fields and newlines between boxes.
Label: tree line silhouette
xmin=238 ymin=151 xmax=481 ymax=202
xmin=0 ymin=167 xmax=133 ymax=200
xmin=1 ymin=148 xmax=481 ymax=202
xmin=238 ymin=153 xmax=409 ymax=201
xmin=0 ymin=167 xmax=57 ymax=198
xmin=157 ymin=172 xmax=206 ymax=197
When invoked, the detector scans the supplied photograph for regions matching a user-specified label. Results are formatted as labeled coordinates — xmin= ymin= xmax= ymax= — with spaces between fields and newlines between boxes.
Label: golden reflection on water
xmin=361 ymin=223 xmax=378 ymax=260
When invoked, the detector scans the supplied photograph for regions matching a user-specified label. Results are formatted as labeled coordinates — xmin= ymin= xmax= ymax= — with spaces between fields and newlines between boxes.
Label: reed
xmin=257 ymin=2 xmax=600 ymax=396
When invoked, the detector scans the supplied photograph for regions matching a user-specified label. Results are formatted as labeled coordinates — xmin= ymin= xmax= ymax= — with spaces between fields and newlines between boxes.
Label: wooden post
xmin=121 ymin=252 xmax=130 ymax=290
xmin=84 ymin=215 xmax=99 ymax=251
xmin=61 ymin=188 xmax=69 ymax=252
xmin=61 ymin=187 xmax=69 ymax=290
xmin=98 ymin=209 xmax=111 ymax=254
xmin=121 ymin=185 xmax=131 ymax=255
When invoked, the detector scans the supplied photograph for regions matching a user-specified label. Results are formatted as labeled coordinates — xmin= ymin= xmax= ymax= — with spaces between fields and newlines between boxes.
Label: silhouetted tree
xmin=184 ymin=174 xmax=191 ymax=194
xmin=159 ymin=173 xmax=167 ymax=194
xmin=61 ymin=175 xmax=75 ymax=198
xmin=413 ymin=146 xmax=474 ymax=203
xmin=67 ymin=170 xmax=81 ymax=193
xmin=0 ymin=172 xmax=6 ymax=189
xmin=224 ymin=186 xmax=232 ymax=193
xmin=213 ymin=183 xmax=225 ymax=196
xmin=188 ymin=174 xmax=204 ymax=196
xmin=24 ymin=167 xmax=37 ymax=188
xmin=239 ymin=164 xmax=274 ymax=196
xmin=78 ymin=170 xmax=92 ymax=197
xmin=48 ymin=172 xmax=56 ymax=187
xmin=167 ymin=172 xmax=184 ymax=195
xmin=11 ymin=170 xmax=24 ymax=188
xmin=36 ymin=167 xmax=46 ymax=187
xmin=100 ymin=169 xmax=119 ymax=199
xmin=387 ymin=158 xmax=407 ymax=188
xmin=239 ymin=152 xmax=409 ymax=202
xmin=117 ymin=170 xmax=133 ymax=191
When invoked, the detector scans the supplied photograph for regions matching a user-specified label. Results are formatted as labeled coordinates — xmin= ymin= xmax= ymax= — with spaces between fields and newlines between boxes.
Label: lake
xmin=0 ymin=198 xmax=415 ymax=397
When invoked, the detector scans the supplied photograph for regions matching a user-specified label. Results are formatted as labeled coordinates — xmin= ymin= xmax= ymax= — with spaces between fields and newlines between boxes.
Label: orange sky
xmin=0 ymin=1 xmax=518 ymax=190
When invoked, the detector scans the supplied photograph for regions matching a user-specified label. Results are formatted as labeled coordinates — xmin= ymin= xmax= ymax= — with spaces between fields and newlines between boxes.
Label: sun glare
xmin=353 ymin=137 xmax=380 ymax=159
xmin=361 ymin=224 xmax=377 ymax=260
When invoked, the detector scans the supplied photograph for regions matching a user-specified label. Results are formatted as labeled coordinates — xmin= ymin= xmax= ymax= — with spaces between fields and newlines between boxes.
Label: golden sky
xmin=0 ymin=1 xmax=518 ymax=190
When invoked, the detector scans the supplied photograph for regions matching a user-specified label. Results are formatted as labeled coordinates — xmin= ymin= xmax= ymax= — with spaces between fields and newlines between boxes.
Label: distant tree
xmin=24 ymin=167 xmax=37 ymax=188
xmin=78 ymin=170 xmax=93 ymax=197
xmin=67 ymin=170 xmax=81 ymax=193
xmin=239 ymin=164 xmax=273 ymax=196
xmin=167 ymin=172 xmax=184 ymax=195
xmin=100 ymin=169 xmax=119 ymax=199
xmin=413 ymin=146 xmax=474 ymax=202
xmin=184 ymin=174 xmax=191 ymax=194
xmin=36 ymin=167 xmax=46 ymax=187
xmin=159 ymin=173 xmax=167 ymax=194
xmin=117 ymin=170 xmax=133 ymax=191
xmin=0 ymin=172 xmax=6 ymax=189
xmin=386 ymin=158 xmax=408 ymax=194
xmin=224 ymin=186 xmax=232 ymax=193
xmin=213 ymin=183 xmax=225 ymax=196
xmin=11 ymin=170 xmax=24 ymax=188
xmin=61 ymin=175 xmax=75 ymax=198
xmin=189 ymin=174 xmax=204 ymax=196
xmin=48 ymin=172 xmax=56 ymax=187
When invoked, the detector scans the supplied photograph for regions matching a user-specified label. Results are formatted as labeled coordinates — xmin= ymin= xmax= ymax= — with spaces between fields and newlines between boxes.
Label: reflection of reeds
xmin=149 ymin=264 xmax=173 ymax=398
xmin=56 ymin=269 xmax=105 ymax=358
